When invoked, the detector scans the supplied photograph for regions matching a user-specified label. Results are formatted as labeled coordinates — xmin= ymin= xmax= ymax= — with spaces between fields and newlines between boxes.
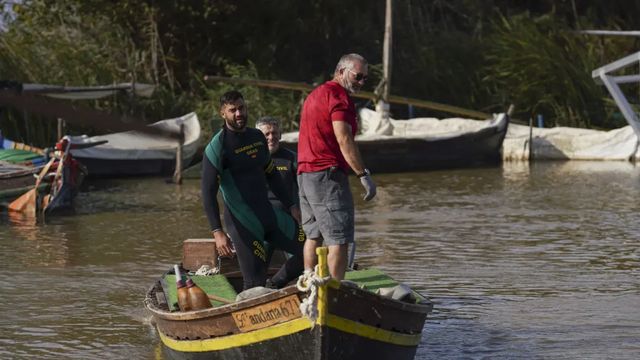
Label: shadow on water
xmin=0 ymin=162 xmax=639 ymax=359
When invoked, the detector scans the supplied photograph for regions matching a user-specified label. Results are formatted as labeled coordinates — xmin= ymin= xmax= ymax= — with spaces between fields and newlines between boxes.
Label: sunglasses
xmin=347 ymin=69 xmax=368 ymax=81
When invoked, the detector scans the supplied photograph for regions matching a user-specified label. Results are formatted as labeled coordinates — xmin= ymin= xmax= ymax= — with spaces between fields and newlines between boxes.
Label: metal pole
xmin=23 ymin=110 xmax=29 ymax=143
xmin=376 ymin=0 xmax=393 ymax=120
xmin=172 ymin=123 xmax=184 ymax=184
xmin=528 ymin=116 xmax=533 ymax=161
xmin=537 ymin=114 xmax=544 ymax=128
xmin=382 ymin=0 xmax=392 ymax=104
xmin=57 ymin=118 xmax=64 ymax=139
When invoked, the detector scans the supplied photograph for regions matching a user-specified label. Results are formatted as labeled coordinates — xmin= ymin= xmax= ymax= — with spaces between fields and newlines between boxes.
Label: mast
xmin=376 ymin=0 xmax=392 ymax=122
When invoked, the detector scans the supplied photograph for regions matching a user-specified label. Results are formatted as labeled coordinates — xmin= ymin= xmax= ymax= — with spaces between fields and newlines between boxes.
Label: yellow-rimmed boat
xmin=145 ymin=246 xmax=433 ymax=360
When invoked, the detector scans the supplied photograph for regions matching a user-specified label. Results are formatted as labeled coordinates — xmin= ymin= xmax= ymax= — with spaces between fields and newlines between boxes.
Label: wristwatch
xmin=356 ymin=168 xmax=371 ymax=178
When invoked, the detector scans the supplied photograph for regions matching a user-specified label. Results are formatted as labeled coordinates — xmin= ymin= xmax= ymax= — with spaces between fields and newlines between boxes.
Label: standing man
xmin=297 ymin=53 xmax=376 ymax=280
xmin=256 ymin=116 xmax=298 ymax=213
xmin=202 ymin=91 xmax=304 ymax=290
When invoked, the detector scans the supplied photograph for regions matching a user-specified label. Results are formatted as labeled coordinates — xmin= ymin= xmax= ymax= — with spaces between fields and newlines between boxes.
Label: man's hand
xmin=290 ymin=205 xmax=302 ymax=224
xmin=360 ymin=175 xmax=376 ymax=201
xmin=213 ymin=231 xmax=235 ymax=258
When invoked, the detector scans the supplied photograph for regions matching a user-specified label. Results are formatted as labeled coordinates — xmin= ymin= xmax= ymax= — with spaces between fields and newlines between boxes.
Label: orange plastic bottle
xmin=174 ymin=265 xmax=192 ymax=312
xmin=186 ymin=277 xmax=213 ymax=310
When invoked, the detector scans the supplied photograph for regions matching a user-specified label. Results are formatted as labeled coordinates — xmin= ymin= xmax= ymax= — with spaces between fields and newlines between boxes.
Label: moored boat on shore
xmin=68 ymin=112 xmax=201 ymax=177
xmin=281 ymin=109 xmax=510 ymax=173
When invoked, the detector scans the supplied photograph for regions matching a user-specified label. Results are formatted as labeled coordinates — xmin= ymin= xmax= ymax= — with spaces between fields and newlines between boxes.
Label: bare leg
xmin=327 ymin=244 xmax=348 ymax=280
xmin=303 ymin=238 xmax=321 ymax=271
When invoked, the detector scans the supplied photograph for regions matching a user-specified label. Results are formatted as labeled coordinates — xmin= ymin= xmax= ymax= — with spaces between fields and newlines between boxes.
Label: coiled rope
xmin=296 ymin=266 xmax=331 ymax=327
xmin=194 ymin=264 xmax=220 ymax=276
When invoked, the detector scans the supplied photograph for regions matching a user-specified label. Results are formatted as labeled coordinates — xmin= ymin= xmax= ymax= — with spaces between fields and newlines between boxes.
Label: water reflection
xmin=352 ymin=162 xmax=640 ymax=358
xmin=1 ymin=163 xmax=639 ymax=359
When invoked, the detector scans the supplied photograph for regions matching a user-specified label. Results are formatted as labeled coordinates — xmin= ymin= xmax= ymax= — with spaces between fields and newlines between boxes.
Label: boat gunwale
xmin=145 ymin=276 xmax=433 ymax=322
xmin=329 ymin=280 xmax=434 ymax=314
xmin=145 ymin=281 xmax=304 ymax=320
xmin=0 ymin=165 xmax=42 ymax=179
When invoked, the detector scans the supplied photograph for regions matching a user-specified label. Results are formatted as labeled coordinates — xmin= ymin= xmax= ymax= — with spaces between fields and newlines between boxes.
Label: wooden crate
xmin=182 ymin=238 xmax=218 ymax=271
xmin=182 ymin=238 xmax=289 ymax=273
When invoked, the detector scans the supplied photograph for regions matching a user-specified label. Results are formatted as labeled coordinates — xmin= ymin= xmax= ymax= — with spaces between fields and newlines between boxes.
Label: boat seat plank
xmin=344 ymin=268 xmax=399 ymax=291
xmin=0 ymin=149 xmax=42 ymax=163
xmin=346 ymin=269 xmax=427 ymax=302
xmin=164 ymin=275 xmax=238 ymax=311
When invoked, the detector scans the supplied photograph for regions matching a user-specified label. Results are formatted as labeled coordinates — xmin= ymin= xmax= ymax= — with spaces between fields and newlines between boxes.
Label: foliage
xmin=483 ymin=13 xmax=637 ymax=128
xmin=195 ymin=62 xmax=307 ymax=140
xmin=0 ymin=0 xmax=186 ymax=145
xmin=483 ymin=14 xmax=596 ymax=127
xmin=2 ymin=0 xmax=640 ymax=145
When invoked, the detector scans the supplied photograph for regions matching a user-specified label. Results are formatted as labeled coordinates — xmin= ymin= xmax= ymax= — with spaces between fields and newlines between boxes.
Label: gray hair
xmin=334 ymin=53 xmax=367 ymax=74
xmin=256 ymin=116 xmax=280 ymax=129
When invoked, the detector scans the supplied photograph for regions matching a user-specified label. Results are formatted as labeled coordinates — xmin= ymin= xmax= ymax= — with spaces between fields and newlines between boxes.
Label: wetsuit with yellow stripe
xmin=202 ymin=127 xmax=304 ymax=289
xmin=268 ymin=147 xmax=298 ymax=211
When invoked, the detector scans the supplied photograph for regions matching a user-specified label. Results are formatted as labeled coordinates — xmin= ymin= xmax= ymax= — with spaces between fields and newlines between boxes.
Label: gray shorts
xmin=298 ymin=168 xmax=354 ymax=246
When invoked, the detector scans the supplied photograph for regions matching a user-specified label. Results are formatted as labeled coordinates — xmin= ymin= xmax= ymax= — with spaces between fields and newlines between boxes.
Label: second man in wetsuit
xmin=256 ymin=116 xmax=298 ymax=213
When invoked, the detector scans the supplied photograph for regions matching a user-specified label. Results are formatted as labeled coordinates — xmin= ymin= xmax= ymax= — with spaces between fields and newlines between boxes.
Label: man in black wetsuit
xmin=201 ymin=91 xmax=304 ymax=290
xmin=256 ymin=116 xmax=298 ymax=283
xmin=256 ymin=116 xmax=298 ymax=213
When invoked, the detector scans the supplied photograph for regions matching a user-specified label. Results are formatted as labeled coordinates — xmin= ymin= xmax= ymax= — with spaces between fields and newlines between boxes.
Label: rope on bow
xmin=296 ymin=266 xmax=331 ymax=327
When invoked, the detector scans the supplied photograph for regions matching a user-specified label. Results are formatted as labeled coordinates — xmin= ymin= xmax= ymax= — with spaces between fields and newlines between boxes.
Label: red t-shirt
xmin=297 ymin=81 xmax=357 ymax=173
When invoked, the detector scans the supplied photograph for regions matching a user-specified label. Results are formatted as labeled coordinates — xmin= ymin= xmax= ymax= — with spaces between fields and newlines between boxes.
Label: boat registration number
xmin=232 ymin=295 xmax=302 ymax=332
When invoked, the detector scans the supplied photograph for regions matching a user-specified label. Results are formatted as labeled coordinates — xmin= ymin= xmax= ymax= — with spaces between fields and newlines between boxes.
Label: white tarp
xmin=360 ymin=108 xmax=640 ymax=162
xmin=503 ymin=123 xmax=640 ymax=161
xmin=281 ymin=108 xmax=502 ymax=143
xmin=68 ymin=112 xmax=201 ymax=161
xmin=359 ymin=108 xmax=498 ymax=140
xmin=282 ymin=107 xmax=640 ymax=162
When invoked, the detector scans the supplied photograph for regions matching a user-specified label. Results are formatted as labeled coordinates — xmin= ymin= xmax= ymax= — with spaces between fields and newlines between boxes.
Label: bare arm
xmin=332 ymin=121 xmax=366 ymax=175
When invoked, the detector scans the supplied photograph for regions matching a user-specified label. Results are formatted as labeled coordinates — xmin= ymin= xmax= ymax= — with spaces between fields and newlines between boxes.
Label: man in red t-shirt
xmin=297 ymin=53 xmax=376 ymax=280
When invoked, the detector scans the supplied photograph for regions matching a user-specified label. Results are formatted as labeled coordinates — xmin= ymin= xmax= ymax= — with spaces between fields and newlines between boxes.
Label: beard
xmin=224 ymin=114 xmax=247 ymax=131
xmin=339 ymin=73 xmax=359 ymax=94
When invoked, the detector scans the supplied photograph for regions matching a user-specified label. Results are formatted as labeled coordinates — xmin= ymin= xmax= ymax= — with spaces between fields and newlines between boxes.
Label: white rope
xmin=296 ymin=265 xmax=331 ymax=327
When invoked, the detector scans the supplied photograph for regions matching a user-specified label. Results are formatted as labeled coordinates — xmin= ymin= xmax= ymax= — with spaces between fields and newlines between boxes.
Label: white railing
xmin=586 ymin=30 xmax=640 ymax=140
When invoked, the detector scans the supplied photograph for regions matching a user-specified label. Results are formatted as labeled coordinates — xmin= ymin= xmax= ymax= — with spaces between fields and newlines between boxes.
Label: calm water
xmin=1 ymin=161 xmax=639 ymax=359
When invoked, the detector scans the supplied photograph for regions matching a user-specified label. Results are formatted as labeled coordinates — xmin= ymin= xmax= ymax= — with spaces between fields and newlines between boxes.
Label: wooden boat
xmin=0 ymin=137 xmax=88 ymax=214
xmin=145 ymin=244 xmax=433 ymax=360
xmin=68 ymin=112 xmax=201 ymax=177
xmin=1 ymin=139 xmax=46 ymax=199
xmin=281 ymin=111 xmax=510 ymax=173
xmin=0 ymin=162 xmax=47 ymax=203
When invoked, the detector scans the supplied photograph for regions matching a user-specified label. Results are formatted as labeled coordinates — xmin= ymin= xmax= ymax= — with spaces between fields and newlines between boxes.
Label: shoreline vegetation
xmin=1 ymin=1 xmax=639 ymax=147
